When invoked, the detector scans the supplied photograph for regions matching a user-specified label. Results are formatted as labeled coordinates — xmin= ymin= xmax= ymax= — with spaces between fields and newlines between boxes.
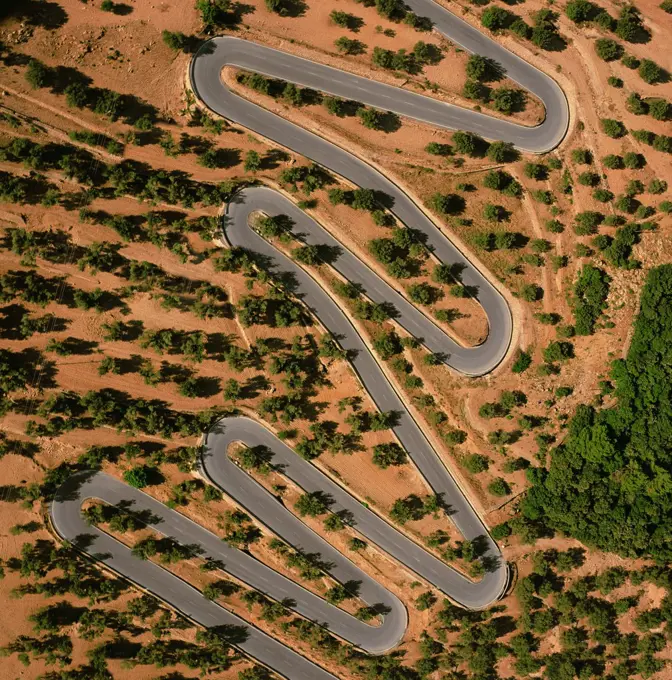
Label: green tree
xmin=639 ymin=59 xmax=664 ymax=84
xmin=488 ymin=478 xmax=511 ymax=497
xmin=594 ymin=38 xmax=622 ymax=61
xmin=123 ymin=465 xmax=151 ymax=489
xmin=244 ymin=150 xmax=261 ymax=173
xmin=25 ymin=60 xmax=50 ymax=89
xmin=372 ymin=442 xmax=407 ymax=468
xmin=600 ymin=118 xmax=627 ymax=138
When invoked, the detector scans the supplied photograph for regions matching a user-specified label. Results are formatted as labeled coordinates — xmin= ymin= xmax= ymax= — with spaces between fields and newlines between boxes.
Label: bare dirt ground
xmin=1 ymin=0 xmax=672 ymax=677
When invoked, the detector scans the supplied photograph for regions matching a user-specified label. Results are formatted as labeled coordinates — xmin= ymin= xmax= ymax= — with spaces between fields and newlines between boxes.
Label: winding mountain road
xmin=51 ymin=1 xmax=570 ymax=678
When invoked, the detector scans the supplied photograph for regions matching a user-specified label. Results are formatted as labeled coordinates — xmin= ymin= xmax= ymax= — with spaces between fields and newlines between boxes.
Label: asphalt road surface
xmin=50 ymin=1 xmax=572 ymax=677
xmin=51 ymin=472 xmax=340 ymax=680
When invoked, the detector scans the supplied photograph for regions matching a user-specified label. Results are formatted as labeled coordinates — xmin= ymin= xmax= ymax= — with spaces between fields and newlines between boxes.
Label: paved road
xmin=190 ymin=22 xmax=568 ymax=154
xmin=51 ymin=472 xmax=340 ymax=680
xmin=50 ymin=189 xmax=509 ymax=677
xmin=49 ymin=1 xmax=573 ymax=676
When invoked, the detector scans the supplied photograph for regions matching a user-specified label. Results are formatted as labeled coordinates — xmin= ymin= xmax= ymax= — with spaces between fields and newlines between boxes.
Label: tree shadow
xmin=49 ymin=66 xmax=92 ymax=95
xmin=101 ymin=637 xmax=143 ymax=659
xmin=210 ymin=147 xmax=241 ymax=168
xmin=491 ymin=615 xmax=518 ymax=637
xmin=144 ymin=467 xmax=166 ymax=487
xmin=240 ymin=375 xmax=271 ymax=399
xmin=0 ymin=304 xmax=27 ymax=340
xmin=179 ymin=133 xmax=212 ymax=154
xmin=511 ymin=232 xmax=529 ymax=249
xmin=119 ymin=92 xmax=163 ymax=126
xmin=0 ymin=485 xmax=28 ymax=502
xmin=116 ymin=354 xmax=144 ymax=376
xmin=208 ymin=623 xmax=250 ymax=645
xmin=133 ymin=127 xmax=165 ymax=147
xmin=335 ymin=508 xmax=357 ymax=526
xmin=48 ymin=337 xmax=99 ymax=355
xmin=540 ymin=34 xmax=568 ymax=53
xmin=377 ymin=111 xmax=402 ymax=133
xmin=313 ymin=243 xmax=342 ymax=265
xmin=260 ymin=149 xmax=291 ymax=170
xmin=192 ymin=376 xmax=222 ymax=398
xmin=1 ymin=0 xmax=68 ymax=29
xmin=107 ymin=2 xmax=134 ymax=15
xmin=15 ymin=347 xmax=59 ymax=388
xmin=37 ymin=601 xmax=88 ymax=627
xmin=369 ymin=602 xmax=392 ymax=616
xmin=205 ymin=332 xmax=237 ymax=359
xmin=276 ymin=0 xmax=308 ymax=18
xmin=159 ymin=361 xmax=193 ymax=383
xmin=337 ymin=99 xmax=366 ymax=118
xmin=115 ymin=500 xmax=163 ymax=526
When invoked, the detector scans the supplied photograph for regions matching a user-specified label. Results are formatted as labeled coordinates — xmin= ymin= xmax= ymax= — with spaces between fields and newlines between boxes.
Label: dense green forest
xmin=523 ymin=265 xmax=672 ymax=561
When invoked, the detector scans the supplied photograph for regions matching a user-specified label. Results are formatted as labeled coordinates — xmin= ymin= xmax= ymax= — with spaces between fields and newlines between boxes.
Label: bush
xmin=530 ymin=9 xmax=562 ymax=50
xmin=372 ymin=443 xmax=407 ymax=469
xmin=483 ymin=203 xmax=507 ymax=222
xmin=627 ymin=92 xmax=648 ymax=115
xmin=487 ymin=141 xmax=517 ymax=163
xmin=639 ymin=59 xmax=664 ymax=85
xmin=481 ymin=6 xmax=513 ymax=30
xmin=124 ymin=465 xmax=151 ymax=488
xmin=357 ymin=107 xmax=384 ymax=130
xmin=614 ymin=194 xmax=638 ymax=213
xmin=575 ymin=211 xmax=604 ymax=234
xmin=571 ymin=148 xmax=592 ymax=165
xmin=294 ymin=492 xmax=329 ymax=517
xmin=565 ymin=0 xmax=595 ymax=23
xmin=543 ymin=341 xmax=574 ymax=362
xmin=653 ymin=135 xmax=672 ymax=153
xmin=162 ymin=30 xmax=190 ymax=51
xmin=334 ymin=35 xmax=368 ymax=54
xmin=520 ymin=284 xmax=542 ymax=302
xmin=620 ymin=59 xmax=639 ymax=77
xmin=595 ymin=38 xmax=623 ymax=61
xmin=602 ymin=154 xmax=624 ymax=169
xmin=429 ymin=192 xmax=465 ymax=215
xmin=425 ymin=142 xmax=453 ymax=156
xmin=510 ymin=17 xmax=531 ymax=39
xmin=577 ymin=171 xmax=600 ymax=187
xmin=25 ymin=59 xmax=50 ymax=89
xmin=373 ymin=330 xmax=402 ymax=359
xmin=466 ymin=54 xmax=502 ymax=81
xmin=452 ymin=130 xmax=484 ymax=156
xmin=593 ymin=188 xmax=614 ymax=203
xmin=492 ymin=522 xmax=512 ymax=539
xmin=648 ymin=179 xmax=668 ymax=194
xmin=623 ymin=151 xmax=645 ymax=169
xmin=488 ymin=478 xmax=511 ymax=497
xmin=491 ymin=88 xmax=525 ymax=114
xmin=615 ymin=5 xmax=648 ymax=42
xmin=524 ymin=163 xmax=547 ymax=180
xmin=600 ymin=119 xmax=627 ymax=138
xmin=573 ymin=264 xmax=609 ymax=335
xmin=463 ymin=79 xmax=489 ymax=101
xmin=649 ymin=99 xmax=671 ymax=121
xmin=512 ymin=350 xmax=532 ymax=373
xmin=462 ymin=454 xmax=490 ymax=473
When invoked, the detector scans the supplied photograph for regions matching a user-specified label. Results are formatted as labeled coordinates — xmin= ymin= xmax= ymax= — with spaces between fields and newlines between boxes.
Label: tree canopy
xmin=523 ymin=266 xmax=672 ymax=561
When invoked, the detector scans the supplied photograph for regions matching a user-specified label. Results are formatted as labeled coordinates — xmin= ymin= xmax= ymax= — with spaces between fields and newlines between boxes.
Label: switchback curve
xmin=47 ymin=1 xmax=573 ymax=676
